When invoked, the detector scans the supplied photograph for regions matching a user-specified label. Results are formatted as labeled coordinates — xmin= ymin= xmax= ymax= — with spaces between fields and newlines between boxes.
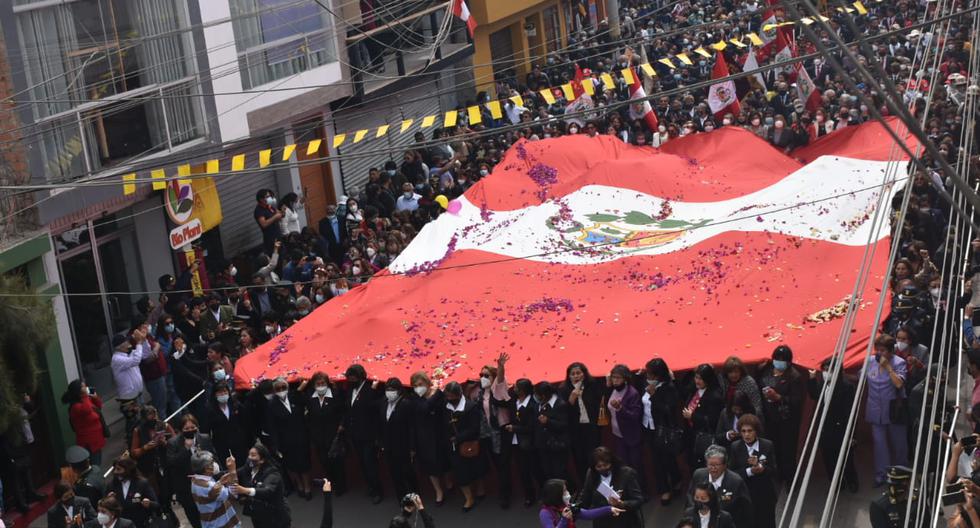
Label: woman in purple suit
xmin=606 ymin=365 xmax=644 ymax=476
xmin=538 ymin=479 xmax=623 ymax=528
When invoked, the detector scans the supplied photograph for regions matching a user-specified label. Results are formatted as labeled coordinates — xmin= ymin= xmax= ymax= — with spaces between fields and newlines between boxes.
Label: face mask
xmin=213 ymin=369 xmax=226 ymax=381
xmin=299 ymin=309 xmax=309 ymax=316
xmin=386 ymin=170 xmax=396 ymax=176
xmin=404 ymin=192 xmax=413 ymax=199
xmin=658 ymin=125 xmax=667 ymax=133
xmin=646 ymin=379 xmax=657 ymax=386
xmin=349 ymin=204 xmax=359 ymax=213
xmin=722 ymin=118 xmax=732 ymax=125
xmin=183 ymin=429 xmax=197 ymax=439
xmin=563 ymin=491 xmax=572 ymax=504
xmin=229 ymin=266 xmax=238 ymax=277
xmin=265 ymin=197 xmax=276 ymax=207
xmin=773 ymin=360 xmax=788 ymax=371
xmin=480 ymin=377 xmax=492 ymax=389
xmin=930 ymin=287 xmax=941 ymax=298
xmin=752 ymin=119 xmax=761 ymax=126
xmin=414 ymin=386 xmax=428 ymax=397
xmin=165 ymin=324 xmax=175 ymax=334
xmin=97 ymin=513 xmax=111 ymax=526
xmin=337 ymin=288 xmax=349 ymax=295
xmin=695 ymin=500 xmax=711 ymax=512
xmin=265 ymin=325 xmax=276 ymax=335
xmin=765 ymin=117 xmax=775 ymax=126
xmin=315 ymin=294 xmax=326 ymax=303
xmin=264 ymin=393 xmax=274 ymax=401
xmin=774 ymin=121 xmax=785 ymax=129
xmin=316 ymin=385 xmax=330 ymax=396
xmin=276 ymin=390 xmax=288 ymax=400
xmin=704 ymin=126 xmax=714 ymax=132
xmin=896 ymin=341 xmax=909 ymax=351
xmin=212 ymin=462 xmax=220 ymax=474
xmin=352 ymin=266 xmax=362 ymax=276
xmin=216 ymin=394 xmax=230 ymax=404
xmin=366 ymin=248 xmax=376 ymax=258
xmin=385 ymin=390 xmax=399 ymax=402
xmin=479 ymin=169 xmax=489 ymax=176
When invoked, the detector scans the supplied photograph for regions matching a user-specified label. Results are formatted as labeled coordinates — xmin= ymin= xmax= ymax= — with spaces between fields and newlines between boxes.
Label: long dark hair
xmin=540 ymin=479 xmax=567 ymax=508
xmin=562 ymin=362 xmax=593 ymax=390
xmin=692 ymin=482 xmax=722 ymax=527
xmin=694 ymin=363 xmax=720 ymax=390
xmin=61 ymin=379 xmax=84 ymax=405
xmin=645 ymin=358 xmax=672 ymax=382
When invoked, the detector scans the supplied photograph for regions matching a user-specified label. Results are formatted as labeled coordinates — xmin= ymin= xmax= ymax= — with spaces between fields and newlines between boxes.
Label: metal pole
xmin=606 ymin=0 xmax=621 ymax=40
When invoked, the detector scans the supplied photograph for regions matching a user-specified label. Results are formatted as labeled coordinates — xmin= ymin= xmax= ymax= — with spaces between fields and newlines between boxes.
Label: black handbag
xmin=889 ymin=397 xmax=909 ymax=425
xmin=655 ymin=426 xmax=685 ymax=456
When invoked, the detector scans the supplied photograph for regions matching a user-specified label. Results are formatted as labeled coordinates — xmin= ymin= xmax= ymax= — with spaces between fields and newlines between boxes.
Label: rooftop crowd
xmin=0 ymin=0 xmax=977 ymax=526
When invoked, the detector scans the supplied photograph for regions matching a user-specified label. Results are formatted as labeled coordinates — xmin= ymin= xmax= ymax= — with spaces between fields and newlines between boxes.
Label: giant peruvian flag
xmin=235 ymin=119 xmax=919 ymax=386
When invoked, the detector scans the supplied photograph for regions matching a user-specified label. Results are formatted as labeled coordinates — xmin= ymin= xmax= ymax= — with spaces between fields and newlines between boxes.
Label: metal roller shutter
xmin=333 ymin=77 xmax=446 ymax=196
xmin=216 ymin=161 xmax=277 ymax=255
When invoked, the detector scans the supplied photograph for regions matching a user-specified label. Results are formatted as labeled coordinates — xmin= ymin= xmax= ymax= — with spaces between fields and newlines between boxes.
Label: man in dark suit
xmin=577 ymin=447 xmax=644 ymax=528
xmin=729 ymin=414 xmax=778 ymax=528
xmin=688 ymin=444 xmax=754 ymax=528
xmin=107 ymin=458 xmax=159 ymax=528
xmin=532 ymin=381 xmax=569 ymax=481
xmin=47 ymin=481 xmax=97 ymax=528
xmin=503 ymin=378 xmax=544 ymax=506
xmin=343 ymin=364 xmax=384 ymax=503
xmin=380 ymin=378 xmax=418 ymax=499
xmin=807 ymin=359 xmax=860 ymax=492
xmin=165 ymin=415 xmax=215 ymax=528
xmin=199 ymin=292 xmax=235 ymax=343
xmin=318 ymin=205 xmax=347 ymax=265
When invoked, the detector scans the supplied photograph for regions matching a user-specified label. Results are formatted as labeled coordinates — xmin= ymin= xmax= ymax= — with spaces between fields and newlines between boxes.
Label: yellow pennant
xmin=581 ymin=78 xmax=596 ymax=95
xmin=443 ymin=110 xmax=458 ymax=128
xmin=400 ymin=119 xmax=413 ymax=133
xmin=282 ymin=144 xmax=296 ymax=160
xmin=231 ymin=154 xmax=245 ymax=171
xmin=468 ymin=105 xmax=482 ymax=125
xmin=561 ymin=83 xmax=575 ymax=101
xmin=306 ymin=139 xmax=322 ymax=155
xmin=729 ymin=38 xmax=747 ymax=48
xmin=540 ymin=89 xmax=556 ymax=105
xmin=694 ymin=48 xmax=712 ymax=59
xmin=853 ymin=1 xmax=868 ymax=14
xmin=151 ymin=169 xmax=166 ymax=190
xmin=640 ymin=63 xmax=656 ymax=77
xmin=177 ymin=164 xmax=191 ymax=185
xmin=332 ymin=134 xmax=346 ymax=148
xmin=122 ymin=173 xmax=136 ymax=195
xmin=206 ymin=159 xmax=219 ymax=174
xmin=658 ymin=58 xmax=676 ymax=69
xmin=747 ymin=33 xmax=764 ymax=46
xmin=376 ymin=125 xmax=390 ymax=137
xmin=762 ymin=23 xmax=778 ymax=32
xmin=800 ymin=17 xmax=814 ymax=25
xmin=353 ymin=129 xmax=368 ymax=144
xmin=259 ymin=149 xmax=271 ymax=167
xmin=600 ymin=73 xmax=616 ymax=90
xmin=711 ymin=41 xmax=727 ymax=51
xmin=420 ymin=115 xmax=436 ymax=128
xmin=509 ymin=95 xmax=524 ymax=107
xmin=621 ymin=68 xmax=635 ymax=85
xmin=487 ymin=100 xmax=503 ymax=119
xmin=675 ymin=53 xmax=692 ymax=66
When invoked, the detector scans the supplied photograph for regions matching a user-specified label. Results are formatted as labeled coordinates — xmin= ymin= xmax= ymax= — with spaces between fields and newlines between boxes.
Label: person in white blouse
xmin=278 ymin=192 xmax=302 ymax=235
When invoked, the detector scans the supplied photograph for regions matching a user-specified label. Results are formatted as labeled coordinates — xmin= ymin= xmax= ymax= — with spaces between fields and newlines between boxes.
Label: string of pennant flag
xmin=122 ymin=0 xmax=876 ymax=196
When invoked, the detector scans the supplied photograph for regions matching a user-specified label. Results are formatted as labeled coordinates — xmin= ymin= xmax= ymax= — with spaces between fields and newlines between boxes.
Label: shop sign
xmin=169 ymin=218 xmax=203 ymax=249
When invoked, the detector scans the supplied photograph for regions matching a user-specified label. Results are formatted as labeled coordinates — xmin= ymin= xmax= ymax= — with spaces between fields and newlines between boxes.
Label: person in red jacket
xmin=62 ymin=379 xmax=107 ymax=465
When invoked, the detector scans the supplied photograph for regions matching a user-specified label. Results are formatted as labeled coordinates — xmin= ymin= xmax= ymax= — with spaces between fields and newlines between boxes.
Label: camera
xmin=401 ymin=493 xmax=419 ymax=509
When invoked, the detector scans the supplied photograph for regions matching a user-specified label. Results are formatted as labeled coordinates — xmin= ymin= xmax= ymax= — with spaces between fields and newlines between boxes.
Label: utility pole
xmin=606 ymin=0 xmax=621 ymax=40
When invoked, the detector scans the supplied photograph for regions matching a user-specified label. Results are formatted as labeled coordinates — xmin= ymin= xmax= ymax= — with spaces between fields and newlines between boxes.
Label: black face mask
xmin=695 ymin=499 xmax=711 ymax=511
xmin=183 ymin=430 xmax=197 ymax=439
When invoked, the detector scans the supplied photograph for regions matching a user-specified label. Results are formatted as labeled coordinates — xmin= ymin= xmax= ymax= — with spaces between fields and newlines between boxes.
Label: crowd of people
xmin=0 ymin=0 xmax=977 ymax=526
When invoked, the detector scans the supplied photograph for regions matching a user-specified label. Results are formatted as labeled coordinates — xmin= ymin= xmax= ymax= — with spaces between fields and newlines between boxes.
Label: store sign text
xmin=169 ymin=218 xmax=203 ymax=249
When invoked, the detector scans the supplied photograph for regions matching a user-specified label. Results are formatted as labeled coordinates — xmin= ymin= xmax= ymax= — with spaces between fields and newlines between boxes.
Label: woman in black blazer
xmin=234 ymin=444 xmax=292 ymax=528
xmin=681 ymin=363 xmax=724 ymax=468
xmin=410 ymin=371 xmax=450 ymax=504
xmin=443 ymin=381 xmax=483 ymax=512
xmin=266 ymin=377 xmax=312 ymax=499
xmin=713 ymin=393 xmax=757 ymax=447
xmin=728 ymin=414 xmax=778 ymax=528
xmin=642 ymin=358 xmax=683 ymax=505
xmin=558 ymin=362 xmax=604 ymax=484
xmin=684 ymin=482 xmax=735 ymax=528
xmin=107 ymin=457 xmax=159 ymax=528
xmin=204 ymin=382 xmax=254 ymax=467
xmin=305 ymin=372 xmax=347 ymax=495
xmin=380 ymin=378 xmax=419 ymax=499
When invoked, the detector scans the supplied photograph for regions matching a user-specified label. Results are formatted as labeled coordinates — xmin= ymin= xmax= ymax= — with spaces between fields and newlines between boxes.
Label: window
xmin=16 ymin=0 xmax=204 ymax=181
xmin=230 ymin=0 xmax=338 ymax=89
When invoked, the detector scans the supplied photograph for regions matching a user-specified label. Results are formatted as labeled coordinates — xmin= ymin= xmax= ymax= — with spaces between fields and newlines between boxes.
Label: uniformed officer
xmin=65 ymin=445 xmax=106 ymax=506
xmin=870 ymin=465 xmax=917 ymax=528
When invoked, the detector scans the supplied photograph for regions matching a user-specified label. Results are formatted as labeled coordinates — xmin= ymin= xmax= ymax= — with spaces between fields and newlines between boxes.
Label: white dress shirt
xmin=641 ymin=391 xmax=655 ymax=430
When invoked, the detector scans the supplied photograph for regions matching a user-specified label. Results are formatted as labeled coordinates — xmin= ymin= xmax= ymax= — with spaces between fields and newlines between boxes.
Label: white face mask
xmin=480 ymin=376 xmax=491 ymax=388
xmin=414 ymin=386 xmax=428 ymax=397
xmin=315 ymin=293 xmax=326 ymax=303
xmin=722 ymin=118 xmax=732 ymax=125
xmin=366 ymin=248 xmax=376 ymax=258
xmin=930 ymin=287 xmax=941 ymax=298
xmin=404 ymin=191 xmax=413 ymax=199
xmin=385 ymin=390 xmax=399 ymax=402
xmin=97 ymin=513 xmax=111 ymax=526
xmin=276 ymin=390 xmax=288 ymax=400
xmin=352 ymin=266 xmax=362 ymax=276
xmin=563 ymin=491 xmax=572 ymax=504
xmin=457 ymin=179 xmax=466 ymax=185
xmin=213 ymin=369 xmax=226 ymax=381
xmin=316 ymin=385 xmax=330 ymax=396
xmin=658 ymin=125 xmax=667 ymax=133
xmin=212 ymin=462 xmax=220 ymax=474
xmin=896 ymin=341 xmax=909 ymax=351
xmin=774 ymin=121 xmax=785 ymax=129
xmin=264 ymin=393 xmax=274 ymax=401
xmin=479 ymin=169 xmax=489 ymax=176
xmin=752 ymin=118 xmax=761 ymax=126
xmin=216 ymin=394 xmax=230 ymax=404
xmin=230 ymin=266 xmax=238 ymax=277
xmin=265 ymin=325 xmax=276 ymax=335
xmin=336 ymin=288 xmax=349 ymax=295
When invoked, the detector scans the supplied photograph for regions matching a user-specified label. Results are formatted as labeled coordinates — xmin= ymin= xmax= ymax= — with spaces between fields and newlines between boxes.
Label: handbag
xmin=459 ymin=440 xmax=480 ymax=458
xmin=655 ymin=426 xmax=685 ymax=456
xmin=889 ymin=396 xmax=909 ymax=425
xmin=96 ymin=408 xmax=110 ymax=438
xmin=597 ymin=396 xmax=610 ymax=427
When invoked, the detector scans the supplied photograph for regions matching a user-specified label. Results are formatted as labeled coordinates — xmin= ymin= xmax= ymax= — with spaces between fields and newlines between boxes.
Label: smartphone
xmin=962 ymin=435 xmax=978 ymax=448
xmin=948 ymin=481 xmax=966 ymax=494
xmin=312 ymin=478 xmax=326 ymax=487
xmin=943 ymin=490 xmax=967 ymax=507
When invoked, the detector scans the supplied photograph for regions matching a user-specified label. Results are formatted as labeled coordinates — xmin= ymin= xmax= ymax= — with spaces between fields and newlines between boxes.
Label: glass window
xmin=230 ymin=0 xmax=337 ymax=89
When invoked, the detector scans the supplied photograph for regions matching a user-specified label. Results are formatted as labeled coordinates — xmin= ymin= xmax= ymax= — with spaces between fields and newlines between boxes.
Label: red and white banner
xmin=795 ymin=63 xmax=822 ymax=112
xmin=627 ymin=66 xmax=659 ymax=131
xmin=235 ymin=119 xmax=919 ymax=386
xmin=452 ymin=0 xmax=477 ymax=37
xmin=708 ymin=52 xmax=741 ymax=119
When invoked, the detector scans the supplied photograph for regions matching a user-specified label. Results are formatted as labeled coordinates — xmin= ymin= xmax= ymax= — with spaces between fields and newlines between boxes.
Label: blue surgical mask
xmin=773 ymin=360 xmax=789 ymax=371
xmin=165 ymin=323 xmax=175 ymax=334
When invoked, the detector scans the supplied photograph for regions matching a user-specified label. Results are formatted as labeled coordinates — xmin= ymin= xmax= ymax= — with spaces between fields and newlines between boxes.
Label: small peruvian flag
xmin=708 ymin=52 xmax=741 ymax=119
xmin=452 ymin=0 xmax=477 ymax=38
